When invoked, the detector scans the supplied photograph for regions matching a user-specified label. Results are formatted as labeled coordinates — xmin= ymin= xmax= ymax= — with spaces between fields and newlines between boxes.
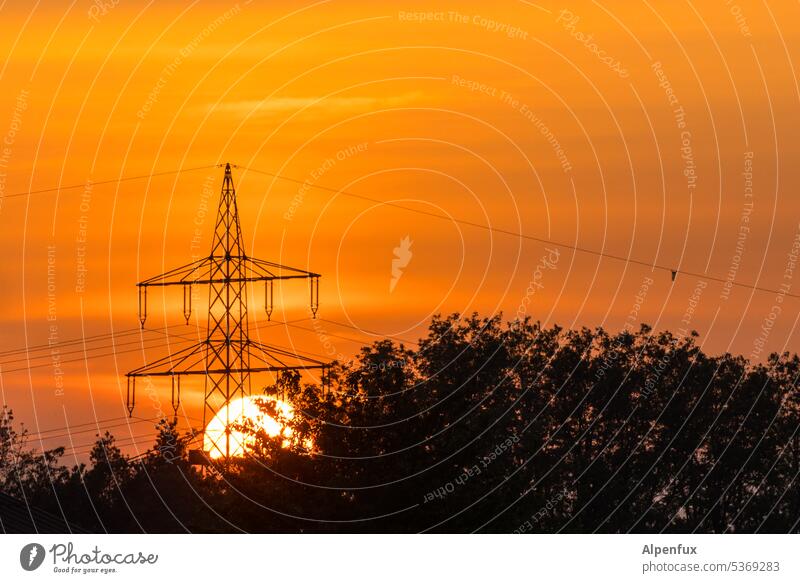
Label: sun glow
xmin=203 ymin=395 xmax=295 ymax=459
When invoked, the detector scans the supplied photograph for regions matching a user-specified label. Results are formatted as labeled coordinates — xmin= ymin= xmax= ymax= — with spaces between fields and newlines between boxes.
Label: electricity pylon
xmin=126 ymin=163 xmax=327 ymax=459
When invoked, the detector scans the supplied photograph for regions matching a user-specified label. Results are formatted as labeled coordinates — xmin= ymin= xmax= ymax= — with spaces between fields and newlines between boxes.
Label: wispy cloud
xmin=206 ymin=92 xmax=421 ymax=118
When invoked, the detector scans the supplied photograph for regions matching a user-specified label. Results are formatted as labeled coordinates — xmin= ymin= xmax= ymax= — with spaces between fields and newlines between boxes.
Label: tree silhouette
xmin=2 ymin=313 xmax=799 ymax=533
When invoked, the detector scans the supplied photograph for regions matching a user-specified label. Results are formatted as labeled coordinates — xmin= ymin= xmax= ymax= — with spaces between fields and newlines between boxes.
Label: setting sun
xmin=203 ymin=395 xmax=296 ymax=459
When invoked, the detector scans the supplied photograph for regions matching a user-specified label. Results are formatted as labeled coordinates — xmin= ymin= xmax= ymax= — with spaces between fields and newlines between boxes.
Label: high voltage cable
xmin=0 ymin=318 xmax=318 ymax=375
xmin=59 ymin=433 xmax=164 ymax=458
xmin=26 ymin=417 xmax=161 ymax=442
xmin=128 ymin=433 xmax=205 ymax=463
xmin=33 ymin=418 xmax=197 ymax=459
xmin=0 ymin=165 xmax=218 ymax=200
xmin=2 ymin=162 xmax=796 ymax=300
xmin=0 ymin=327 xmax=142 ymax=359
xmin=0 ymin=321 xmax=194 ymax=360
xmin=13 ymin=319 xmax=415 ymax=453
xmin=1 ymin=318 xmax=234 ymax=363
xmin=0 ymin=336 xmax=197 ymax=374
xmin=24 ymin=413 xmax=205 ymax=453
xmin=240 ymin=164 xmax=800 ymax=301
xmin=318 ymin=317 xmax=420 ymax=347
xmin=281 ymin=319 xmax=416 ymax=352
xmin=26 ymin=430 xmax=168 ymax=458
xmin=0 ymin=316 xmax=408 ymax=373
xmin=1 ymin=320 xmax=277 ymax=370
xmin=4 ymin=316 xmax=401 ymax=450
xmin=0 ymin=330 xmax=194 ymax=368
xmin=24 ymin=415 xmax=147 ymax=437
xmin=0 ymin=314 xmax=307 ymax=366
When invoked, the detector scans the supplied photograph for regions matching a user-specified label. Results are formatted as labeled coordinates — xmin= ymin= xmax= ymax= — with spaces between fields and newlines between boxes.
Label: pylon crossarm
xmin=135 ymin=365 xmax=324 ymax=376
xmin=138 ymin=255 xmax=318 ymax=287
xmin=127 ymin=339 xmax=325 ymax=377
xmin=138 ymin=257 xmax=211 ymax=287
xmin=247 ymin=256 xmax=320 ymax=280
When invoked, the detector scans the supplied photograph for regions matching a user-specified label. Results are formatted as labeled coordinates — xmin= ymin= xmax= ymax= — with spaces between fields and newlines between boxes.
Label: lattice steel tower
xmin=126 ymin=163 xmax=326 ymax=459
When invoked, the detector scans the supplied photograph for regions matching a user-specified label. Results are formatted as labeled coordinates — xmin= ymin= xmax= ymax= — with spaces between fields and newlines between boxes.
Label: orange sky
xmin=1 ymin=0 xmax=799 ymax=456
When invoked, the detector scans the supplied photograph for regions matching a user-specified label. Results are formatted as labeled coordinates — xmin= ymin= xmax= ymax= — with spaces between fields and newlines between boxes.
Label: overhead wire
xmin=3 ymin=161 xmax=795 ymax=300
xmin=239 ymin=164 xmax=800 ymax=301
xmin=0 ymin=164 xmax=218 ymax=200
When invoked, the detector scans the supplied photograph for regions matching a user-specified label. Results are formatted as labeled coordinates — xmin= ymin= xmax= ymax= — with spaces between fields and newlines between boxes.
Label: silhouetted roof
xmin=0 ymin=491 xmax=85 ymax=533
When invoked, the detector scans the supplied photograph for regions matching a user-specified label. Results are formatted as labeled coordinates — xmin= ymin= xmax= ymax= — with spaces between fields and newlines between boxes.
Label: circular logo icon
xmin=20 ymin=543 xmax=46 ymax=571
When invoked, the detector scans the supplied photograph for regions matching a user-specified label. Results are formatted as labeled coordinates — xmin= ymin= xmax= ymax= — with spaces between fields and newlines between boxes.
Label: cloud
xmin=206 ymin=92 xmax=421 ymax=118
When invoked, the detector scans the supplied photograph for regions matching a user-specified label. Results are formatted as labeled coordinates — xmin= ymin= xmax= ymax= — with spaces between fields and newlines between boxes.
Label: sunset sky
xmin=1 ymin=0 xmax=799 ymax=456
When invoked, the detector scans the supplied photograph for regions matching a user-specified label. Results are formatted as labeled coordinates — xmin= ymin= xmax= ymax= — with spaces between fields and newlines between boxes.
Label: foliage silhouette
xmin=2 ymin=313 xmax=799 ymax=533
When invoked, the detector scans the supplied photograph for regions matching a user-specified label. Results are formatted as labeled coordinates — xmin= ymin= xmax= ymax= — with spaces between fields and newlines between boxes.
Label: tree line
xmin=2 ymin=313 xmax=799 ymax=532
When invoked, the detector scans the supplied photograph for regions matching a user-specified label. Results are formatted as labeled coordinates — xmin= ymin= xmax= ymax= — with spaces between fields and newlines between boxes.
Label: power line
xmin=0 ymin=329 xmax=193 ymax=368
xmin=0 ymin=165 xmax=219 ymax=200
xmin=21 ymin=411 xmax=205 ymax=453
xmin=0 ymin=315 xmax=408 ymax=376
xmin=26 ymin=417 xmax=161 ymax=443
xmin=23 ymin=415 xmax=139 ymax=437
xmin=31 ymin=418 xmax=205 ymax=458
xmin=0 ymin=336 xmax=197 ymax=374
xmin=59 ymin=432 xmax=165 ymax=458
xmin=1 ymin=321 xmax=258 ymax=372
xmin=240 ymin=164 xmax=800 ymax=301
xmin=2 ymin=161 xmax=795 ymax=300
xmin=0 ymin=318 xmax=240 ymax=364
xmin=128 ymin=433 xmax=204 ymax=463
xmin=0 ymin=317 xmax=326 ymax=377
xmin=0 ymin=327 xmax=141 ymax=359
xmin=319 ymin=317 xmax=420 ymax=347
xmin=2 ymin=161 xmax=797 ymax=300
